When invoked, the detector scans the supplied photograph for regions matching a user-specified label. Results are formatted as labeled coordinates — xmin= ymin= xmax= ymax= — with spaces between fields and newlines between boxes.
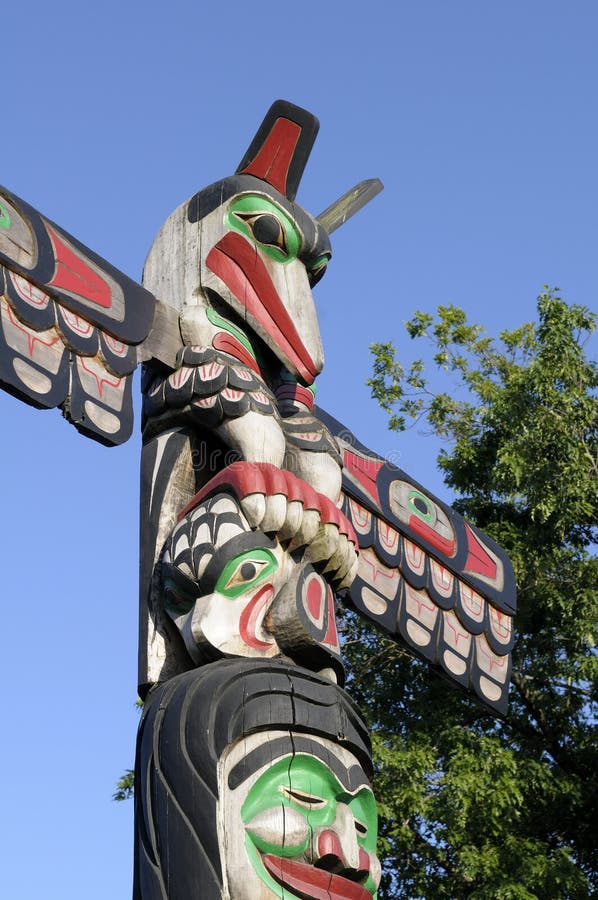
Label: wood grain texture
xmin=134 ymin=659 xmax=376 ymax=900
xmin=0 ymin=185 xmax=155 ymax=344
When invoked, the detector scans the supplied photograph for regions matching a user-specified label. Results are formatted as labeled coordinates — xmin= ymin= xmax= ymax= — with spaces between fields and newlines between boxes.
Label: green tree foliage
xmin=113 ymin=768 xmax=134 ymax=802
xmin=344 ymin=291 xmax=597 ymax=898
xmin=113 ymin=699 xmax=143 ymax=801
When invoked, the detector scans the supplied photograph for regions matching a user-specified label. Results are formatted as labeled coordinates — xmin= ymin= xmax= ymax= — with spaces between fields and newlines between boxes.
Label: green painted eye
xmin=215 ymin=548 xmax=278 ymax=599
xmin=307 ymin=253 xmax=330 ymax=286
xmin=228 ymin=194 xmax=301 ymax=263
xmin=348 ymin=789 xmax=377 ymax=846
xmin=242 ymin=754 xmax=377 ymax=851
xmin=279 ymin=786 xmax=327 ymax=809
xmin=408 ymin=489 xmax=434 ymax=524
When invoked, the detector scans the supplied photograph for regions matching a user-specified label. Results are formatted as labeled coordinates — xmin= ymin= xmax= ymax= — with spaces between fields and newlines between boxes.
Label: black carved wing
xmin=318 ymin=408 xmax=516 ymax=715
xmin=0 ymin=186 xmax=158 ymax=445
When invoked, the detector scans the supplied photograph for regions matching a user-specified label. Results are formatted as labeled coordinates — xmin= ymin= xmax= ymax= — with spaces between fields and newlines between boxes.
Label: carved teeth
xmin=240 ymin=493 xmax=266 ymax=529
xmin=324 ymin=534 xmax=358 ymax=590
xmin=288 ymin=507 xmax=320 ymax=551
xmin=306 ymin=522 xmax=340 ymax=565
xmin=260 ymin=493 xmax=288 ymax=533
xmin=340 ymin=556 xmax=360 ymax=591
xmin=278 ymin=499 xmax=304 ymax=541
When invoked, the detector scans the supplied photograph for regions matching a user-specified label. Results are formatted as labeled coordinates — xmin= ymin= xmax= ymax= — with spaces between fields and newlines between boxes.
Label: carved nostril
xmin=314 ymin=854 xmax=370 ymax=885
xmin=314 ymin=852 xmax=345 ymax=875
xmin=316 ymin=827 xmax=367 ymax=881
xmin=343 ymin=867 xmax=371 ymax=885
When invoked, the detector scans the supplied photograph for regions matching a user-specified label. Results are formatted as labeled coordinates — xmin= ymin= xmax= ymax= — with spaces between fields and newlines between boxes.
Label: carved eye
xmin=280 ymin=786 xmax=327 ymax=809
xmin=234 ymin=211 xmax=288 ymax=255
xmin=389 ymin=479 xmax=457 ymax=557
xmin=307 ymin=254 xmax=330 ymax=287
xmin=222 ymin=557 xmax=270 ymax=592
xmin=354 ymin=818 xmax=367 ymax=836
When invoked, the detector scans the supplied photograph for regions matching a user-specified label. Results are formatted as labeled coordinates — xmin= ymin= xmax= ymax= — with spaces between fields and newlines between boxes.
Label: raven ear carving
xmin=235 ymin=99 xmax=319 ymax=201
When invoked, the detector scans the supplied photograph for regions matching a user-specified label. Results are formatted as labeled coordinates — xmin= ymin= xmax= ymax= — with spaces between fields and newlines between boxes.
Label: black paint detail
xmin=142 ymin=345 xmax=279 ymax=437
xmin=56 ymin=304 xmax=99 ymax=356
xmin=0 ymin=184 xmax=155 ymax=344
xmin=186 ymin=174 xmax=331 ymax=263
xmin=68 ymin=359 xmax=134 ymax=446
xmin=3 ymin=265 xmax=56 ymax=331
xmin=98 ymin=331 xmax=138 ymax=376
xmin=0 ymin=311 xmax=69 ymax=411
xmin=133 ymin=657 xmax=373 ymax=899
xmin=319 ymin=405 xmax=514 ymax=715
xmin=235 ymin=100 xmax=320 ymax=201
xmin=228 ymin=735 xmax=370 ymax=792
xmin=251 ymin=213 xmax=285 ymax=249
xmin=413 ymin=495 xmax=428 ymax=515
xmin=240 ymin=561 xmax=257 ymax=580
xmin=282 ymin=410 xmax=343 ymax=462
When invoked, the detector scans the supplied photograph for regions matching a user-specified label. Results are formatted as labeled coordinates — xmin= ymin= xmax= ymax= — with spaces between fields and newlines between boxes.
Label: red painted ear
xmin=236 ymin=100 xmax=319 ymax=200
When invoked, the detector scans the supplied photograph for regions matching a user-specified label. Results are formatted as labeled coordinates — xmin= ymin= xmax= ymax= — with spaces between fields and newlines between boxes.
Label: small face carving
xmin=161 ymin=489 xmax=346 ymax=676
xmin=164 ymin=536 xmax=290 ymax=660
xmin=219 ymin=730 xmax=381 ymax=900
xmin=190 ymin=543 xmax=287 ymax=656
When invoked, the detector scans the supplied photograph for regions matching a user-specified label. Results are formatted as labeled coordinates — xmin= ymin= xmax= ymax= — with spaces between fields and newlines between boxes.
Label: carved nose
xmin=314 ymin=803 xmax=369 ymax=878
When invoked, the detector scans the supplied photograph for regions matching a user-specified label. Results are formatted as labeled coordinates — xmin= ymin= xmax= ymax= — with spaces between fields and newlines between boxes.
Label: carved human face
xmin=219 ymin=730 xmax=381 ymax=900
xmin=162 ymin=490 xmax=345 ymax=676
xmin=164 ymin=531 xmax=290 ymax=661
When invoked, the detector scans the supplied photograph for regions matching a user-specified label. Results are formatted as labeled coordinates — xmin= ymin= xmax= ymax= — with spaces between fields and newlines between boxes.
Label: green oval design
xmin=227 ymin=194 xmax=301 ymax=264
xmin=215 ymin=548 xmax=278 ymax=600
xmin=408 ymin=488 xmax=434 ymax=524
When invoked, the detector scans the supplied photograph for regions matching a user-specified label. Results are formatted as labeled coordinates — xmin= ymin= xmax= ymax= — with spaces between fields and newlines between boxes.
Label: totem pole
xmin=0 ymin=101 xmax=516 ymax=899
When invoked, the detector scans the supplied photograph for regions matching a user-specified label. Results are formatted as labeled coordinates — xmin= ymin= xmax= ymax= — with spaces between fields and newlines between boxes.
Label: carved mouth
xmin=262 ymin=854 xmax=372 ymax=900
xmin=206 ymin=231 xmax=318 ymax=384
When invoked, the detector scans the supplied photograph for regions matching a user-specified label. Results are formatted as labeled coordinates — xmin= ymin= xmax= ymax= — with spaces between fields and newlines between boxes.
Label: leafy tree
xmin=113 ymin=768 xmax=134 ymax=802
xmin=342 ymin=290 xmax=597 ymax=898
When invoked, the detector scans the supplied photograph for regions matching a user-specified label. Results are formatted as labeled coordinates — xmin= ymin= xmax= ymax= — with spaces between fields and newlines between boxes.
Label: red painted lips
xmin=263 ymin=854 xmax=372 ymax=900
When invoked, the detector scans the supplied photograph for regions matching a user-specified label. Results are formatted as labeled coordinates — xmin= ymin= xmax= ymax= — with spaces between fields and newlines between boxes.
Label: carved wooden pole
xmin=0 ymin=100 xmax=516 ymax=899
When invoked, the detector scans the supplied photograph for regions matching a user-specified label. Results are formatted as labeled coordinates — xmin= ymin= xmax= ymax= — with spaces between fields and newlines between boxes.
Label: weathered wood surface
xmin=0 ymin=99 xmax=517 ymax=899
xmin=134 ymin=659 xmax=380 ymax=899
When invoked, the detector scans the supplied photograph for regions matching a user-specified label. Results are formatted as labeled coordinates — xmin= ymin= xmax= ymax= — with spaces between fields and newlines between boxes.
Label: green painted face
xmin=241 ymin=753 xmax=378 ymax=898
xmin=243 ymin=753 xmax=377 ymax=850
xmin=227 ymin=194 xmax=302 ymax=264
xmin=220 ymin=730 xmax=381 ymax=900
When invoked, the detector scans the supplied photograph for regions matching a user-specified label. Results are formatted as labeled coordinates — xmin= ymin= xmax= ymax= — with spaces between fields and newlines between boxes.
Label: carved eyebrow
xmin=227 ymin=736 xmax=370 ymax=792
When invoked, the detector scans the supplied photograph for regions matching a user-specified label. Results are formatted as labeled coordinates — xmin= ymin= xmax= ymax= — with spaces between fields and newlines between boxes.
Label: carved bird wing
xmin=317 ymin=408 xmax=516 ymax=715
xmin=0 ymin=185 xmax=177 ymax=445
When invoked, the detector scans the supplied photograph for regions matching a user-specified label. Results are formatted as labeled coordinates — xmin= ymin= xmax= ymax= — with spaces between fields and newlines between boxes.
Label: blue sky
xmin=2 ymin=2 xmax=597 ymax=896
